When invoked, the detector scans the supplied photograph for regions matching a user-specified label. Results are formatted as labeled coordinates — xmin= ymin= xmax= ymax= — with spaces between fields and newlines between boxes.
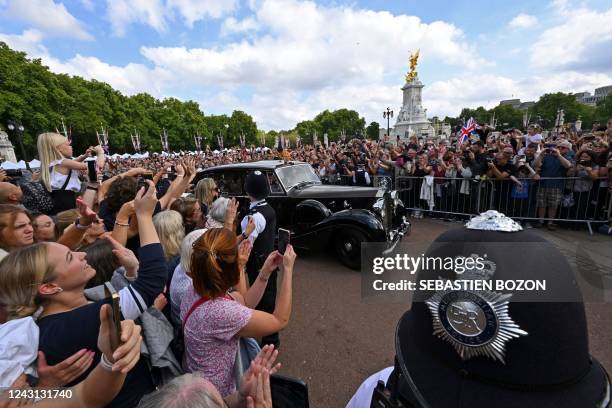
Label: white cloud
xmin=530 ymin=5 xmax=612 ymax=70
xmin=141 ymin=0 xmax=484 ymax=95
xmin=423 ymin=71 xmax=612 ymax=119
xmin=4 ymin=0 xmax=92 ymax=40
xmin=80 ymin=0 xmax=94 ymax=11
xmin=0 ymin=29 xmax=48 ymax=57
xmin=168 ymin=0 xmax=238 ymax=28
xmin=0 ymin=28 xmax=168 ymax=97
xmin=105 ymin=0 xmax=237 ymax=36
xmin=106 ymin=0 xmax=167 ymax=36
xmin=508 ymin=13 xmax=538 ymax=29
xmin=52 ymin=55 xmax=170 ymax=97
xmin=220 ymin=16 xmax=259 ymax=36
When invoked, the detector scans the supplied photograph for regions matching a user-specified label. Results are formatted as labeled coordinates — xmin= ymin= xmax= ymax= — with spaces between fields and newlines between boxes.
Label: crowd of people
xmin=0 ymin=118 xmax=611 ymax=406
xmin=43 ymin=118 xmax=610 ymax=231
xmin=0 ymin=132 xmax=297 ymax=407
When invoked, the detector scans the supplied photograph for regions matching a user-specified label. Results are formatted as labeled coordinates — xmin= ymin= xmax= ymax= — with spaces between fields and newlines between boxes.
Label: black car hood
xmin=287 ymin=184 xmax=383 ymax=199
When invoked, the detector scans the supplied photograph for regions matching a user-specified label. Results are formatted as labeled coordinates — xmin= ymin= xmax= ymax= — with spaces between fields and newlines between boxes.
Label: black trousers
xmin=247 ymin=262 xmax=279 ymax=348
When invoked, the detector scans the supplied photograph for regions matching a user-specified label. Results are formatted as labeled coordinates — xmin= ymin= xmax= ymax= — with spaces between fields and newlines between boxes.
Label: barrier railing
xmin=392 ymin=176 xmax=611 ymax=235
xmin=324 ymin=174 xmax=392 ymax=188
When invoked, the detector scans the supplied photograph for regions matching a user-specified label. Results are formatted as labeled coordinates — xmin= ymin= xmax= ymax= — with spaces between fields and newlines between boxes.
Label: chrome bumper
xmin=382 ymin=216 xmax=411 ymax=255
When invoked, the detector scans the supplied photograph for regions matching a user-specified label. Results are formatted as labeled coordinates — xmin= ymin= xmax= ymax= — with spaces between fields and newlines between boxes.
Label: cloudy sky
xmin=1 ymin=0 xmax=611 ymax=130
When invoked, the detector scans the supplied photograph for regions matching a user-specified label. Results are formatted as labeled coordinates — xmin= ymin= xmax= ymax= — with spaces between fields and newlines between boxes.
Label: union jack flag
xmin=459 ymin=117 xmax=476 ymax=144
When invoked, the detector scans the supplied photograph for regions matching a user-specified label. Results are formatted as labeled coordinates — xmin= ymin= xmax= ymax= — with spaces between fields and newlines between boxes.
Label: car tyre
xmin=334 ymin=228 xmax=366 ymax=270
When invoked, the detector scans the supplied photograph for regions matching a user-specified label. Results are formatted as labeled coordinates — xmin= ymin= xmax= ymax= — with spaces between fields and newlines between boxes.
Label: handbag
xmin=49 ymin=169 xmax=75 ymax=214
xmin=561 ymin=193 xmax=575 ymax=208
xmin=20 ymin=181 xmax=54 ymax=214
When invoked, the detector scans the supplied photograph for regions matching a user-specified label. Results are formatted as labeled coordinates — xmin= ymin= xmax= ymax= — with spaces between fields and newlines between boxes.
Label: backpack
xmin=20 ymin=181 xmax=54 ymax=214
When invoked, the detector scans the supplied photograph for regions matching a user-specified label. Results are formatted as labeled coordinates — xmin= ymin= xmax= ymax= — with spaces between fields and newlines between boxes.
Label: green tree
xmin=490 ymin=104 xmax=523 ymax=129
xmin=594 ymin=95 xmax=612 ymax=124
xmin=294 ymin=120 xmax=319 ymax=144
xmin=366 ymin=121 xmax=380 ymax=139
xmin=0 ymin=41 xmax=258 ymax=156
xmin=531 ymin=92 xmax=595 ymax=129
xmin=227 ymin=110 xmax=258 ymax=146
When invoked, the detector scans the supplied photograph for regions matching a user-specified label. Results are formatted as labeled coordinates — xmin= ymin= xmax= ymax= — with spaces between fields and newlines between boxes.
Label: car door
xmin=264 ymin=170 xmax=291 ymax=229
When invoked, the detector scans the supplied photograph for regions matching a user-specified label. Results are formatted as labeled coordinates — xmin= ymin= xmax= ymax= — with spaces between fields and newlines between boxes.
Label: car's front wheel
xmin=334 ymin=229 xmax=367 ymax=270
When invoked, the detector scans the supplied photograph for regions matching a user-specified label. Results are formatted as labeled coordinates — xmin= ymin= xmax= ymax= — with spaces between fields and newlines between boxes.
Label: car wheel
xmin=334 ymin=229 xmax=367 ymax=270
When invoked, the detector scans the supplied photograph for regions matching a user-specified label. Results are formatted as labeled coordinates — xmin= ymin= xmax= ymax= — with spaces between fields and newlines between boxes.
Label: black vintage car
xmin=193 ymin=160 xmax=410 ymax=269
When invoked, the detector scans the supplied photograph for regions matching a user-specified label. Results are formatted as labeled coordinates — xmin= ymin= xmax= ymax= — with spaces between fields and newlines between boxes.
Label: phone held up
xmin=103 ymin=282 xmax=122 ymax=352
xmin=87 ymin=159 xmax=97 ymax=182
xmin=278 ymin=228 xmax=290 ymax=255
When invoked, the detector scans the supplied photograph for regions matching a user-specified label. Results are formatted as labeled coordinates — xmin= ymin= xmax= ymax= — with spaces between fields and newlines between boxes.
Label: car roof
xmin=200 ymin=160 xmax=308 ymax=172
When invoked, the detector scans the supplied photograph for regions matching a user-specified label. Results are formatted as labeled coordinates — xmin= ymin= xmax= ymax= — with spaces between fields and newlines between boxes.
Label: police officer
xmin=240 ymin=170 xmax=279 ymax=348
xmin=353 ymin=160 xmax=371 ymax=186
xmin=347 ymin=211 xmax=610 ymax=408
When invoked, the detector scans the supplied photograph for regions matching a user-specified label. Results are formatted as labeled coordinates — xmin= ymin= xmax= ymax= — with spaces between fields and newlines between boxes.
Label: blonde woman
xmin=0 ymin=181 xmax=166 ymax=407
xmin=37 ymin=133 xmax=105 ymax=214
xmin=153 ymin=210 xmax=185 ymax=277
xmin=194 ymin=177 xmax=219 ymax=217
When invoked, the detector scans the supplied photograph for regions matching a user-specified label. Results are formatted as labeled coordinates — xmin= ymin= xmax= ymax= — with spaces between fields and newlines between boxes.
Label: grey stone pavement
xmin=276 ymin=218 xmax=612 ymax=408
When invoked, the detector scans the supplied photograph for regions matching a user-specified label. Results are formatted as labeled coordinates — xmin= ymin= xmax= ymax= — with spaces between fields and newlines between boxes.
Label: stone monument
xmin=0 ymin=130 xmax=17 ymax=162
xmin=392 ymin=50 xmax=435 ymax=141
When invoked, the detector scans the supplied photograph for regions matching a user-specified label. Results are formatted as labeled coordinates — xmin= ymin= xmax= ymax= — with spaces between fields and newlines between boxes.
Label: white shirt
xmin=0 ymin=317 xmax=39 ymax=387
xmin=523 ymin=133 xmax=543 ymax=145
xmin=240 ymin=199 xmax=267 ymax=242
xmin=169 ymin=264 xmax=193 ymax=328
xmin=346 ymin=367 xmax=394 ymax=408
xmin=49 ymin=158 xmax=81 ymax=192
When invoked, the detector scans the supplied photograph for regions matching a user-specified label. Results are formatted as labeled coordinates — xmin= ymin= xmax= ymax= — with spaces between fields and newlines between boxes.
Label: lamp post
xmin=383 ymin=107 xmax=393 ymax=141
xmin=223 ymin=123 xmax=229 ymax=149
xmin=7 ymin=120 xmax=30 ymax=170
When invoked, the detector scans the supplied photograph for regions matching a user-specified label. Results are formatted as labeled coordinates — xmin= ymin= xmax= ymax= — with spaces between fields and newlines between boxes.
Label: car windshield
xmin=275 ymin=164 xmax=321 ymax=190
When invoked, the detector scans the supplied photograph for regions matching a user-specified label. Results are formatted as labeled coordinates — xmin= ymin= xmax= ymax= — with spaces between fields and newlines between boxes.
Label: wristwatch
xmin=241 ymin=232 xmax=248 ymax=240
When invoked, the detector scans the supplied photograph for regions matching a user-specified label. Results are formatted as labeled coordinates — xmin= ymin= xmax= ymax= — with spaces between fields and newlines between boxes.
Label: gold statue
xmin=405 ymin=49 xmax=420 ymax=83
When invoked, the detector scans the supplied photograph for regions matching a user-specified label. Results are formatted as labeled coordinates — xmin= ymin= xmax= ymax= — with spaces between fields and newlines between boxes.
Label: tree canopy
xmin=0 ymin=42 xmax=260 ymax=158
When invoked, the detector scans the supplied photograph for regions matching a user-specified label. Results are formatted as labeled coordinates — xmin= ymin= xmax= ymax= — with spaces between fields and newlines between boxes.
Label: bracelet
xmin=258 ymin=272 xmax=270 ymax=282
xmin=87 ymin=186 xmax=98 ymax=191
xmin=100 ymin=353 xmax=114 ymax=371
xmin=114 ymin=220 xmax=130 ymax=227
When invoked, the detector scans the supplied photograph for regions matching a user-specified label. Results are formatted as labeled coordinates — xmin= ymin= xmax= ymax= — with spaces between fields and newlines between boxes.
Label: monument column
xmin=0 ymin=130 xmax=17 ymax=162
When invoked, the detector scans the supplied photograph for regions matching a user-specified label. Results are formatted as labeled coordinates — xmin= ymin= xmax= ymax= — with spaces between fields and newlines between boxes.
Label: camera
xmin=4 ymin=169 xmax=23 ymax=178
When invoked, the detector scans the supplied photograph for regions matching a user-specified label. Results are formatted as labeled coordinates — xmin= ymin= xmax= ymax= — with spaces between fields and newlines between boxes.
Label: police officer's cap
xmin=393 ymin=211 xmax=610 ymax=408
xmin=244 ymin=170 xmax=269 ymax=200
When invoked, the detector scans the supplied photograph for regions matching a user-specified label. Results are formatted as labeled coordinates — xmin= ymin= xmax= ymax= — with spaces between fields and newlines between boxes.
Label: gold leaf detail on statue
xmin=405 ymin=49 xmax=420 ymax=83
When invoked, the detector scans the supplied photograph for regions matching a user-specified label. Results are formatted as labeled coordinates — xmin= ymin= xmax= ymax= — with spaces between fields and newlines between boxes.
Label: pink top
xmin=180 ymin=288 xmax=252 ymax=396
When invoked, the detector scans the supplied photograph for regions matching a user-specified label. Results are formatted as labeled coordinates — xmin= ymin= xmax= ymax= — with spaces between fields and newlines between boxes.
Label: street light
xmin=383 ymin=107 xmax=393 ymax=141
xmin=7 ymin=120 xmax=30 ymax=170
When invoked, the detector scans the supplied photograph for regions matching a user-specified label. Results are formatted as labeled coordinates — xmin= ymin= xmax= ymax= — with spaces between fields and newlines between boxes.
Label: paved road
xmin=277 ymin=218 xmax=612 ymax=408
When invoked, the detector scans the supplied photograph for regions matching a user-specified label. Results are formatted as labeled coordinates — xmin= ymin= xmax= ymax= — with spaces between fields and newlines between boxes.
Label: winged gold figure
xmin=405 ymin=49 xmax=420 ymax=83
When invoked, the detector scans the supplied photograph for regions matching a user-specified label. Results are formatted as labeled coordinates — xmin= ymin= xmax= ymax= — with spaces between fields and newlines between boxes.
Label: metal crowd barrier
xmin=392 ymin=176 xmax=611 ymax=235
xmin=324 ymin=174 xmax=392 ymax=188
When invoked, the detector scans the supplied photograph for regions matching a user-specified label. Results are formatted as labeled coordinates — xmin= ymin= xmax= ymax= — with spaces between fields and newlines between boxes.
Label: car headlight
xmin=373 ymin=198 xmax=386 ymax=219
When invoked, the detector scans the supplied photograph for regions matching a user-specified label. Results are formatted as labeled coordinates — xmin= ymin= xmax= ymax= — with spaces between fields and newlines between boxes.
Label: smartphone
xmin=142 ymin=172 xmax=153 ymax=181
xmin=87 ymin=160 xmax=97 ymax=182
xmin=103 ymin=282 xmax=122 ymax=352
xmin=137 ymin=178 xmax=150 ymax=194
xmin=278 ymin=228 xmax=290 ymax=255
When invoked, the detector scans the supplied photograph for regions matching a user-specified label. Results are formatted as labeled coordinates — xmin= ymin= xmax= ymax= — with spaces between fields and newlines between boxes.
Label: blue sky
xmin=1 ymin=0 xmax=611 ymax=130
